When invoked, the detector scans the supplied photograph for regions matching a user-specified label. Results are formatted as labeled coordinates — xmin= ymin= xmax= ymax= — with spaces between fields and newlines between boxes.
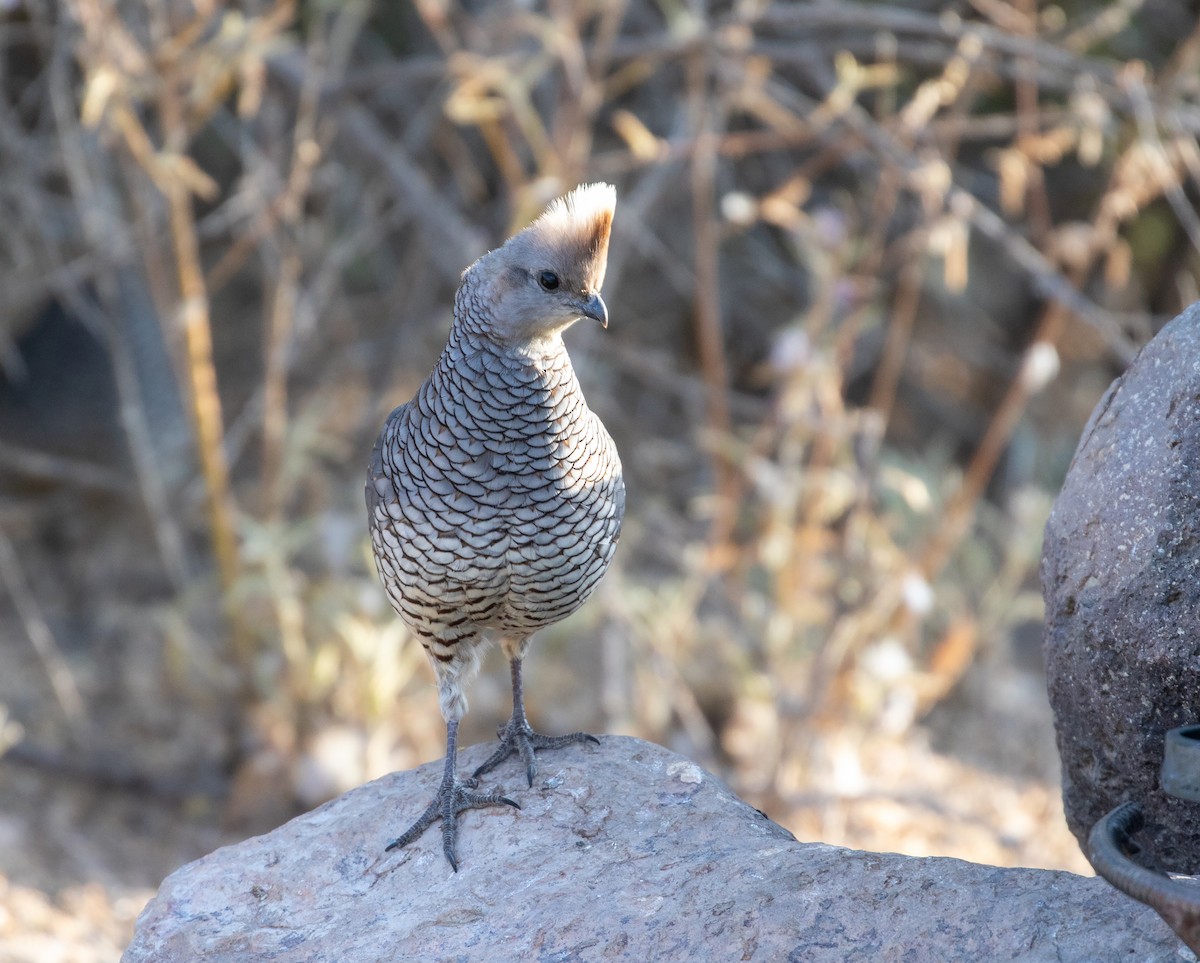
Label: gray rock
xmin=123 ymin=737 xmax=1182 ymax=961
xmin=1042 ymin=303 xmax=1200 ymax=870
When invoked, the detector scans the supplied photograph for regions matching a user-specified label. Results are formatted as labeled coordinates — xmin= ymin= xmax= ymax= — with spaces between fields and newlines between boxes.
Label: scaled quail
xmin=366 ymin=183 xmax=625 ymax=871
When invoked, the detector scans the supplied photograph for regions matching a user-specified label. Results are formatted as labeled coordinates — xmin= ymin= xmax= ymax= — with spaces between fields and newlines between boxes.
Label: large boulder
xmin=1043 ymin=303 xmax=1200 ymax=870
xmin=123 ymin=736 xmax=1180 ymax=961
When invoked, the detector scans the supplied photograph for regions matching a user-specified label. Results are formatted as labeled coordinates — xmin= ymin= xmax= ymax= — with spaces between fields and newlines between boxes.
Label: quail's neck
xmin=452 ymin=321 xmax=568 ymax=369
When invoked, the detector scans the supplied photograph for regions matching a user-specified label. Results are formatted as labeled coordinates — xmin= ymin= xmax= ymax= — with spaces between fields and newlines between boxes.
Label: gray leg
xmin=471 ymin=656 xmax=599 ymax=787
xmin=386 ymin=718 xmax=519 ymax=872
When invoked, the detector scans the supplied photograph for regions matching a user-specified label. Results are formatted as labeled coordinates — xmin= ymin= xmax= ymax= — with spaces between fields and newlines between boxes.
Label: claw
xmin=472 ymin=716 xmax=599 ymax=785
xmin=386 ymin=772 xmax=517 ymax=870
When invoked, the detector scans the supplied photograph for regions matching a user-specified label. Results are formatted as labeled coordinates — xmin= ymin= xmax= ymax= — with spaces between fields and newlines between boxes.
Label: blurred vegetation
xmin=1 ymin=0 xmax=1198 ymax=866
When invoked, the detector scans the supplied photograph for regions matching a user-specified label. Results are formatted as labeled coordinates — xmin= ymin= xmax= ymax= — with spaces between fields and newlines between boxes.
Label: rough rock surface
xmin=123 ymin=737 xmax=1181 ymax=961
xmin=1042 ymin=303 xmax=1200 ymax=870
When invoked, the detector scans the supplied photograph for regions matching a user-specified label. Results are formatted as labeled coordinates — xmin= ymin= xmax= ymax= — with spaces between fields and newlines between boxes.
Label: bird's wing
xmin=611 ymin=473 xmax=626 ymax=545
xmin=365 ymin=401 xmax=411 ymax=517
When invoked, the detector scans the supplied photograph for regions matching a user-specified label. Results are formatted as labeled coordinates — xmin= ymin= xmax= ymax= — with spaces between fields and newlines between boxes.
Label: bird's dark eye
xmin=537 ymin=270 xmax=560 ymax=291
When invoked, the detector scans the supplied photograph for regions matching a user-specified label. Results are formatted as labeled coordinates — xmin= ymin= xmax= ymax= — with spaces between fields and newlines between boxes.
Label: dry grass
xmin=2 ymin=0 xmax=1200 ymax=951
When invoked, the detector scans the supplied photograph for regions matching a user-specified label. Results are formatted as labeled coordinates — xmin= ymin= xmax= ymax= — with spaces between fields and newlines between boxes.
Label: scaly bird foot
xmin=385 ymin=772 xmax=519 ymax=872
xmin=472 ymin=718 xmax=600 ymax=787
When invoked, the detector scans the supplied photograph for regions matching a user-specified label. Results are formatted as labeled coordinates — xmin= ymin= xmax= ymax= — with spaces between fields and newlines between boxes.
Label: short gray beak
xmin=578 ymin=292 xmax=609 ymax=328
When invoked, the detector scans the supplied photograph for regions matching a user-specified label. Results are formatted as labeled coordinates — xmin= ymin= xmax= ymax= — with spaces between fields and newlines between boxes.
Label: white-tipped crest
xmin=518 ymin=182 xmax=616 ymax=292
xmin=534 ymin=182 xmax=617 ymax=234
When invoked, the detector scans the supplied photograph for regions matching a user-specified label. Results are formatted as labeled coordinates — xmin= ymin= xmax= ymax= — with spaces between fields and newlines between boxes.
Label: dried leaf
xmin=160 ymin=152 xmax=221 ymax=201
xmin=611 ymin=109 xmax=662 ymax=162
xmin=994 ymin=148 xmax=1028 ymax=216
xmin=81 ymin=66 xmax=120 ymax=128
